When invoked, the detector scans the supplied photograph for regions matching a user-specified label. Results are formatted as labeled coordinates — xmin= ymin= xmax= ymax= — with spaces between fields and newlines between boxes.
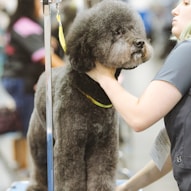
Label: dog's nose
xmin=134 ymin=40 xmax=145 ymax=49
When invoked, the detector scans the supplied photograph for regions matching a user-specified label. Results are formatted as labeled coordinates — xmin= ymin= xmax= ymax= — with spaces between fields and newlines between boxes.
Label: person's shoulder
xmin=176 ymin=40 xmax=191 ymax=49
xmin=13 ymin=17 xmax=43 ymax=37
xmin=169 ymin=40 xmax=191 ymax=56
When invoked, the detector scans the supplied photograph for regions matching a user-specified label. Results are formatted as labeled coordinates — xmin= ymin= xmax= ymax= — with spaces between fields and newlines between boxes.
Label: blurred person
xmin=0 ymin=2 xmax=11 ymax=75
xmin=87 ymin=0 xmax=191 ymax=190
xmin=0 ymin=0 xmax=17 ymax=16
xmin=1 ymin=0 xmax=64 ymax=169
xmin=1 ymin=0 xmax=64 ymax=137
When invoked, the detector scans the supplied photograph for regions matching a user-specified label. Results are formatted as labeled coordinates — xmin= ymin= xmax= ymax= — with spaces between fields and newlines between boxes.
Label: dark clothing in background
xmin=3 ymin=17 xmax=45 ymax=93
xmin=2 ymin=17 xmax=45 ymax=136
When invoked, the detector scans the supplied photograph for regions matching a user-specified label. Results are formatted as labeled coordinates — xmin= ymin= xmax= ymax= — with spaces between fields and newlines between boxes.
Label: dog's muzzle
xmin=131 ymin=39 xmax=149 ymax=60
xmin=124 ymin=38 xmax=152 ymax=68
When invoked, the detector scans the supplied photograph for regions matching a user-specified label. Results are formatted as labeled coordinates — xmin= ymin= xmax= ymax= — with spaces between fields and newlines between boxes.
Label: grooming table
xmin=7 ymin=180 xmax=143 ymax=191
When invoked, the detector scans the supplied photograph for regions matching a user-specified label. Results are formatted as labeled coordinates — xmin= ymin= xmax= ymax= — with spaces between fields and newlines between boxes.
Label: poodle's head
xmin=66 ymin=0 xmax=152 ymax=73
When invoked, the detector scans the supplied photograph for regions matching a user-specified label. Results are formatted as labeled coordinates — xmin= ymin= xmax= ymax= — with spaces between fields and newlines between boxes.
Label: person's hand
xmin=86 ymin=61 xmax=116 ymax=84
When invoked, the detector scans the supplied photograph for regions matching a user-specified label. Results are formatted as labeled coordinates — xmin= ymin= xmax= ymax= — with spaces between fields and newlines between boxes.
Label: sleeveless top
xmin=153 ymin=40 xmax=191 ymax=191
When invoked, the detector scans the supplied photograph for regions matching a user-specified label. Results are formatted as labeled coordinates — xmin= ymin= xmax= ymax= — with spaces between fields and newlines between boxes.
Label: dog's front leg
xmin=86 ymin=126 xmax=118 ymax=191
xmin=54 ymin=124 xmax=87 ymax=191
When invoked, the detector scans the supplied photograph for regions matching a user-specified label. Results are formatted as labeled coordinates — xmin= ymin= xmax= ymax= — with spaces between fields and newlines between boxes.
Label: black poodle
xmin=27 ymin=1 xmax=152 ymax=190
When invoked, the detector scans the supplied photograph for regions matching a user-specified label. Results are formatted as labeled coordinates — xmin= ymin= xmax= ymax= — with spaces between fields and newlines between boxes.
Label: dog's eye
xmin=115 ymin=30 xmax=121 ymax=35
xmin=114 ymin=29 xmax=125 ymax=36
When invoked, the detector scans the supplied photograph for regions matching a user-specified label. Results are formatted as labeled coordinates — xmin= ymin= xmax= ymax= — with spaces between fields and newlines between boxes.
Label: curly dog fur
xmin=27 ymin=1 xmax=152 ymax=190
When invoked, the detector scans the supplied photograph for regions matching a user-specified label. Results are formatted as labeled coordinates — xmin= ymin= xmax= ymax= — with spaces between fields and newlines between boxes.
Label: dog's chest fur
xmin=50 ymin=67 xmax=118 ymax=144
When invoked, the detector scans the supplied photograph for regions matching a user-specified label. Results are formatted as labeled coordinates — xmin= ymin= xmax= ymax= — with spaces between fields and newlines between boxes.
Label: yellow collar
xmin=78 ymin=88 xmax=113 ymax=109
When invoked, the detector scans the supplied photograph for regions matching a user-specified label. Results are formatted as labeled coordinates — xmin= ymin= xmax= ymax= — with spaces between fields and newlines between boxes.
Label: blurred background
xmin=0 ymin=0 xmax=179 ymax=190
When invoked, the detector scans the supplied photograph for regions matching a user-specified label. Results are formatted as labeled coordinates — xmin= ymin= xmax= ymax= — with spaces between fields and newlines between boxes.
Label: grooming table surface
xmin=7 ymin=180 xmax=143 ymax=191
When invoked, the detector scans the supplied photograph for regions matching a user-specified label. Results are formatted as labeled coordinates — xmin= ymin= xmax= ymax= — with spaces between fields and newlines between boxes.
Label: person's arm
xmin=116 ymin=155 xmax=172 ymax=191
xmin=87 ymin=62 xmax=182 ymax=132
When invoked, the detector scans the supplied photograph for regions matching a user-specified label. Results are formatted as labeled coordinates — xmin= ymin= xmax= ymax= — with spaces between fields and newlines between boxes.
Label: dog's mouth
xmin=121 ymin=65 xmax=138 ymax=70
xmin=131 ymin=49 xmax=143 ymax=58
xmin=130 ymin=39 xmax=152 ymax=64
xmin=115 ymin=47 xmax=147 ymax=71
xmin=129 ymin=39 xmax=148 ymax=62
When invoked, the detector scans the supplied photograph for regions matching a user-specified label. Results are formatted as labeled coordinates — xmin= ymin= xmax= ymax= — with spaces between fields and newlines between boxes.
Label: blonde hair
xmin=171 ymin=23 xmax=191 ymax=42
xmin=179 ymin=22 xmax=191 ymax=41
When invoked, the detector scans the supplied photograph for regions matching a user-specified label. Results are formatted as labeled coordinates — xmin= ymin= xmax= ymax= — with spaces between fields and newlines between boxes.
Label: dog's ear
xmin=66 ymin=23 xmax=96 ymax=73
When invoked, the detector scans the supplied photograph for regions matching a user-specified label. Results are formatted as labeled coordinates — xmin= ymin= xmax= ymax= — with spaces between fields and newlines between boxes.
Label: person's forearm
xmin=99 ymin=77 xmax=153 ymax=131
xmin=101 ymin=78 xmax=142 ymax=131
xmin=116 ymin=156 xmax=172 ymax=191
xmin=99 ymin=76 xmax=181 ymax=132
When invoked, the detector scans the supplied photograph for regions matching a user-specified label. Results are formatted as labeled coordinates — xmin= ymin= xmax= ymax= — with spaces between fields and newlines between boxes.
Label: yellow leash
xmin=55 ymin=3 xmax=112 ymax=109
xmin=56 ymin=4 xmax=67 ymax=53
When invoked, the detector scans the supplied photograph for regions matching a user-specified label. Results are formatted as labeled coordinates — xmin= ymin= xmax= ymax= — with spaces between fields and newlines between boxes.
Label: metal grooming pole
xmin=41 ymin=1 xmax=62 ymax=191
